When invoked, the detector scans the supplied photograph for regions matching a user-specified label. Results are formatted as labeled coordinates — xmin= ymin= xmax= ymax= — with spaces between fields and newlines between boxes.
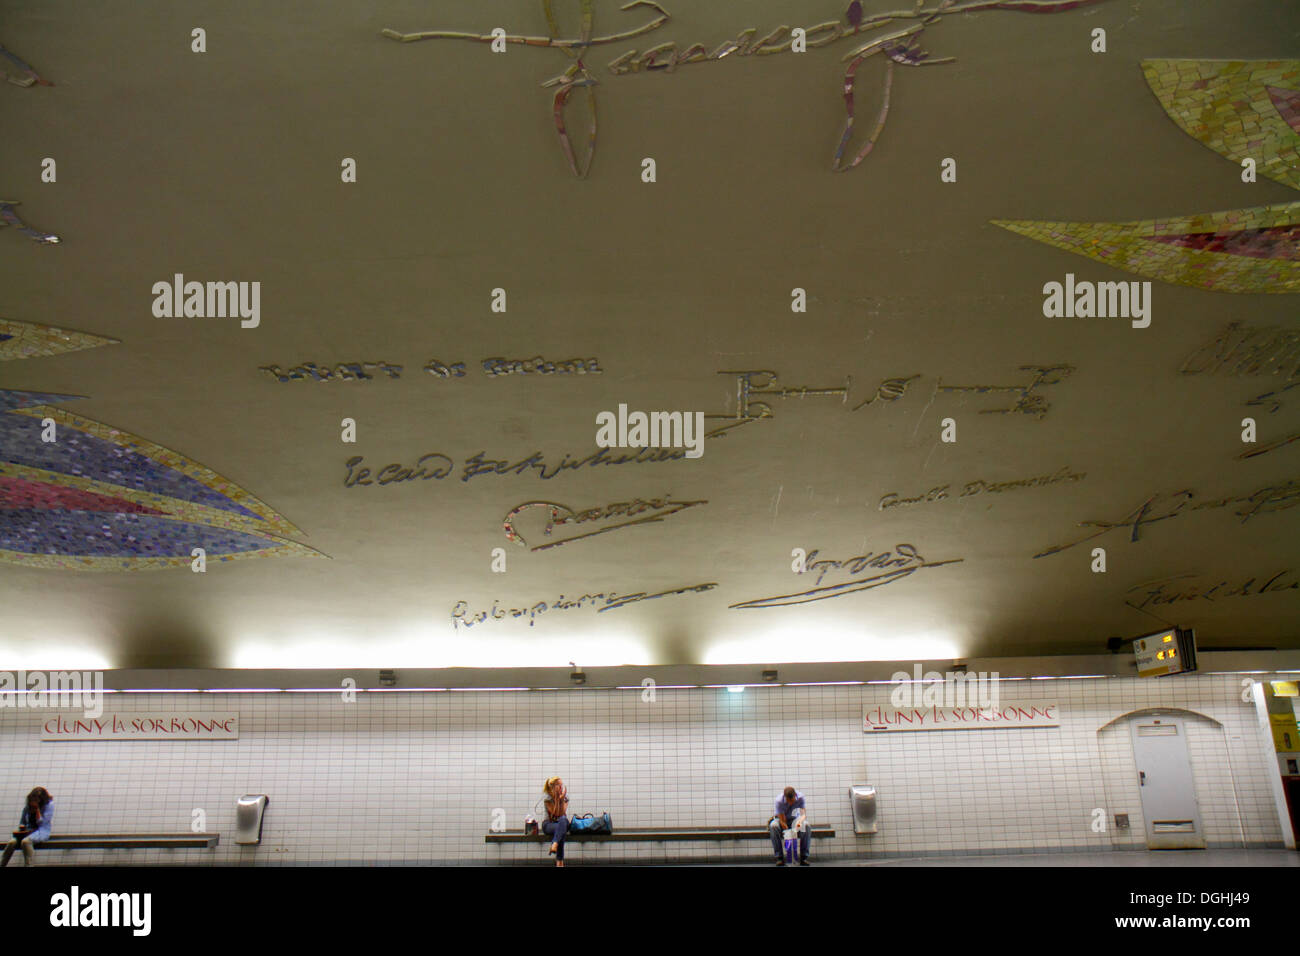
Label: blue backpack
xmin=569 ymin=812 xmax=612 ymax=834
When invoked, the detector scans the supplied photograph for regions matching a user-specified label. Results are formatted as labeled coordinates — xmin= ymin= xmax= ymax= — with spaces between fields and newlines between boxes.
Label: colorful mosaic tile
xmin=0 ymin=317 xmax=118 ymax=362
xmin=1141 ymin=59 xmax=1300 ymax=192
xmin=995 ymin=60 xmax=1299 ymax=293
xmin=992 ymin=201 xmax=1300 ymax=293
xmin=0 ymin=390 xmax=323 ymax=571
xmin=0 ymin=43 xmax=51 ymax=87
xmin=0 ymin=200 xmax=59 ymax=243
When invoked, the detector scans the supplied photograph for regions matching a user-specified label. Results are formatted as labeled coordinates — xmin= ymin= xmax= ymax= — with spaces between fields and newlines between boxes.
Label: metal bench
xmin=486 ymin=824 xmax=835 ymax=843
xmin=33 ymin=833 xmax=221 ymax=850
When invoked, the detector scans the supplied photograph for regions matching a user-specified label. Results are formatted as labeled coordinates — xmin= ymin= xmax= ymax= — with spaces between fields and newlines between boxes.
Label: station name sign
xmin=864 ymin=700 xmax=1059 ymax=732
xmin=42 ymin=713 xmax=239 ymax=741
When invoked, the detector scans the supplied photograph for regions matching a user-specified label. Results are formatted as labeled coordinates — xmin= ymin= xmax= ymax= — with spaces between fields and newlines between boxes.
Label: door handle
xmin=1139 ymin=771 xmax=1146 ymax=786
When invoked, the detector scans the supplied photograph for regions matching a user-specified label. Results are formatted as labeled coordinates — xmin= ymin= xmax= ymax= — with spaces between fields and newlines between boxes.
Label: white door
xmin=1130 ymin=716 xmax=1206 ymax=849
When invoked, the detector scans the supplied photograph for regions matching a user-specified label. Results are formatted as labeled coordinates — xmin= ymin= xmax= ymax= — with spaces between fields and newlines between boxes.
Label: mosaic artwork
xmin=993 ymin=202 xmax=1300 ymax=294
xmin=382 ymin=0 xmax=1103 ymax=178
xmin=994 ymin=60 xmax=1300 ymax=293
xmin=0 ymin=391 xmax=322 ymax=570
xmin=1143 ymin=59 xmax=1300 ymax=192
xmin=0 ymin=318 xmax=118 ymax=362
xmin=0 ymin=42 xmax=51 ymax=87
xmin=0 ymin=200 xmax=59 ymax=244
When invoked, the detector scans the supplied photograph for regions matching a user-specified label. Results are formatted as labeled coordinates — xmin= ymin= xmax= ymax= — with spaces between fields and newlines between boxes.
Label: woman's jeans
xmin=1 ymin=836 xmax=36 ymax=867
xmin=542 ymin=817 xmax=568 ymax=860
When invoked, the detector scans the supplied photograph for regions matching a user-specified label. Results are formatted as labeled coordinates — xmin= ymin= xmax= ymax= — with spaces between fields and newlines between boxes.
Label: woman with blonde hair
xmin=541 ymin=776 xmax=569 ymax=867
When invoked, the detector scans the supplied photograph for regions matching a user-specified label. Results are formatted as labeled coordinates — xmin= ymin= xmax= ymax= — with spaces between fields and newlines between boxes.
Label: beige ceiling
xmin=2 ymin=0 xmax=1298 ymax=669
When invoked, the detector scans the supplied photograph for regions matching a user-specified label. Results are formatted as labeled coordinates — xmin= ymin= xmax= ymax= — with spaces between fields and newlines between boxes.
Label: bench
xmin=33 ymin=833 xmax=221 ymax=850
xmin=486 ymin=824 xmax=835 ymax=843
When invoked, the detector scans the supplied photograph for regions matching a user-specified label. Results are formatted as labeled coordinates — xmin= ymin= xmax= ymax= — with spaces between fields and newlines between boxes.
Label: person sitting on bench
xmin=769 ymin=786 xmax=810 ymax=866
xmin=2 ymin=787 xmax=54 ymax=867
xmin=542 ymin=776 xmax=569 ymax=868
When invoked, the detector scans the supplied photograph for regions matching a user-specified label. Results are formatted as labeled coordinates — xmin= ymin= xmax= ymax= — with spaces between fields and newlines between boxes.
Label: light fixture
xmin=762 ymin=669 xmax=778 ymax=682
xmin=569 ymin=662 xmax=586 ymax=685
xmin=378 ymin=670 xmax=397 ymax=687
xmin=726 ymin=686 xmax=745 ymax=693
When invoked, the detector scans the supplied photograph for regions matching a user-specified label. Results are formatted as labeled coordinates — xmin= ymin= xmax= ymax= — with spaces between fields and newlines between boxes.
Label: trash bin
xmin=235 ymin=794 xmax=270 ymax=845
xmin=849 ymin=785 xmax=877 ymax=834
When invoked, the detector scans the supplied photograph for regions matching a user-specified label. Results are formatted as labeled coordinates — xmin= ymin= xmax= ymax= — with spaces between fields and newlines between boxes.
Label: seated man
xmin=769 ymin=786 xmax=810 ymax=866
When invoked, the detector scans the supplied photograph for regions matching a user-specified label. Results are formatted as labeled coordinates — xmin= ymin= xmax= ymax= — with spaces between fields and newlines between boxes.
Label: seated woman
xmin=2 ymin=787 xmax=54 ymax=867
xmin=541 ymin=776 xmax=569 ymax=867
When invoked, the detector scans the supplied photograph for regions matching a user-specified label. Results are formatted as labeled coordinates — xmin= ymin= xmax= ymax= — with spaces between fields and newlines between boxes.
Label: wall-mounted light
xmin=569 ymin=661 xmax=586 ymax=685
xmin=378 ymin=670 xmax=397 ymax=687
xmin=762 ymin=670 xmax=778 ymax=683
xmin=726 ymin=686 xmax=745 ymax=693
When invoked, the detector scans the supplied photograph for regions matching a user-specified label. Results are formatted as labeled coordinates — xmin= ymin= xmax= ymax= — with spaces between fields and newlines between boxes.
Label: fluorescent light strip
xmin=448 ymin=687 xmax=530 ymax=692
xmin=119 ymin=688 xmax=200 ymax=693
xmin=200 ymin=688 xmax=281 ymax=693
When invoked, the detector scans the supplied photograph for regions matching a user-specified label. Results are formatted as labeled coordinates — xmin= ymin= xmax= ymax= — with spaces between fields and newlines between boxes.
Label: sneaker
xmin=799 ymin=859 xmax=810 ymax=867
xmin=775 ymin=858 xmax=785 ymax=866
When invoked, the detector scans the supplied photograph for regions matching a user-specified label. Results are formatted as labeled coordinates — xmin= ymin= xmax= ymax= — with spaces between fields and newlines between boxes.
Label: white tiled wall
xmin=0 ymin=675 xmax=1284 ymax=865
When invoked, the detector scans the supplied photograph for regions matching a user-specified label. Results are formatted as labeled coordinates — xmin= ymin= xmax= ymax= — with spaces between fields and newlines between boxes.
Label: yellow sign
xmin=1271 ymin=713 xmax=1300 ymax=753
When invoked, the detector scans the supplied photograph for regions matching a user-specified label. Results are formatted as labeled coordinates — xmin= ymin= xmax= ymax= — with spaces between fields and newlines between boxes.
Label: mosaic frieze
xmin=993 ymin=203 xmax=1300 ymax=294
xmin=0 ymin=391 xmax=322 ymax=570
xmin=0 ymin=43 xmax=50 ymax=87
xmin=995 ymin=59 xmax=1300 ymax=293
xmin=0 ymin=318 xmax=118 ymax=362
xmin=1142 ymin=59 xmax=1300 ymax=192
xmin=0 ymin=200 xmax=59 ymax=244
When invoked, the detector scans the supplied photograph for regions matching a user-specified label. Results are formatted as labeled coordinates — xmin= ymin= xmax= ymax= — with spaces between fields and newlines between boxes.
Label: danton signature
xmin=503 ymin=496 xmax=706 ymax=550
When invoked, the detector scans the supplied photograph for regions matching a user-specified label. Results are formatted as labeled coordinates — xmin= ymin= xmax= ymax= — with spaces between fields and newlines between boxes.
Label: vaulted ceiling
xmin=2 ymin=0 xmax=1297 ymax=669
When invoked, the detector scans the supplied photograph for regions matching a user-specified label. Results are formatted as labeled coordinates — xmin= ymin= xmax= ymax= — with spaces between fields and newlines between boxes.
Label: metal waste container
xmin=235 ymin=794 xmax=270 ymax=845
xmin=849 ymin=785 xmax=877 ymax=834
